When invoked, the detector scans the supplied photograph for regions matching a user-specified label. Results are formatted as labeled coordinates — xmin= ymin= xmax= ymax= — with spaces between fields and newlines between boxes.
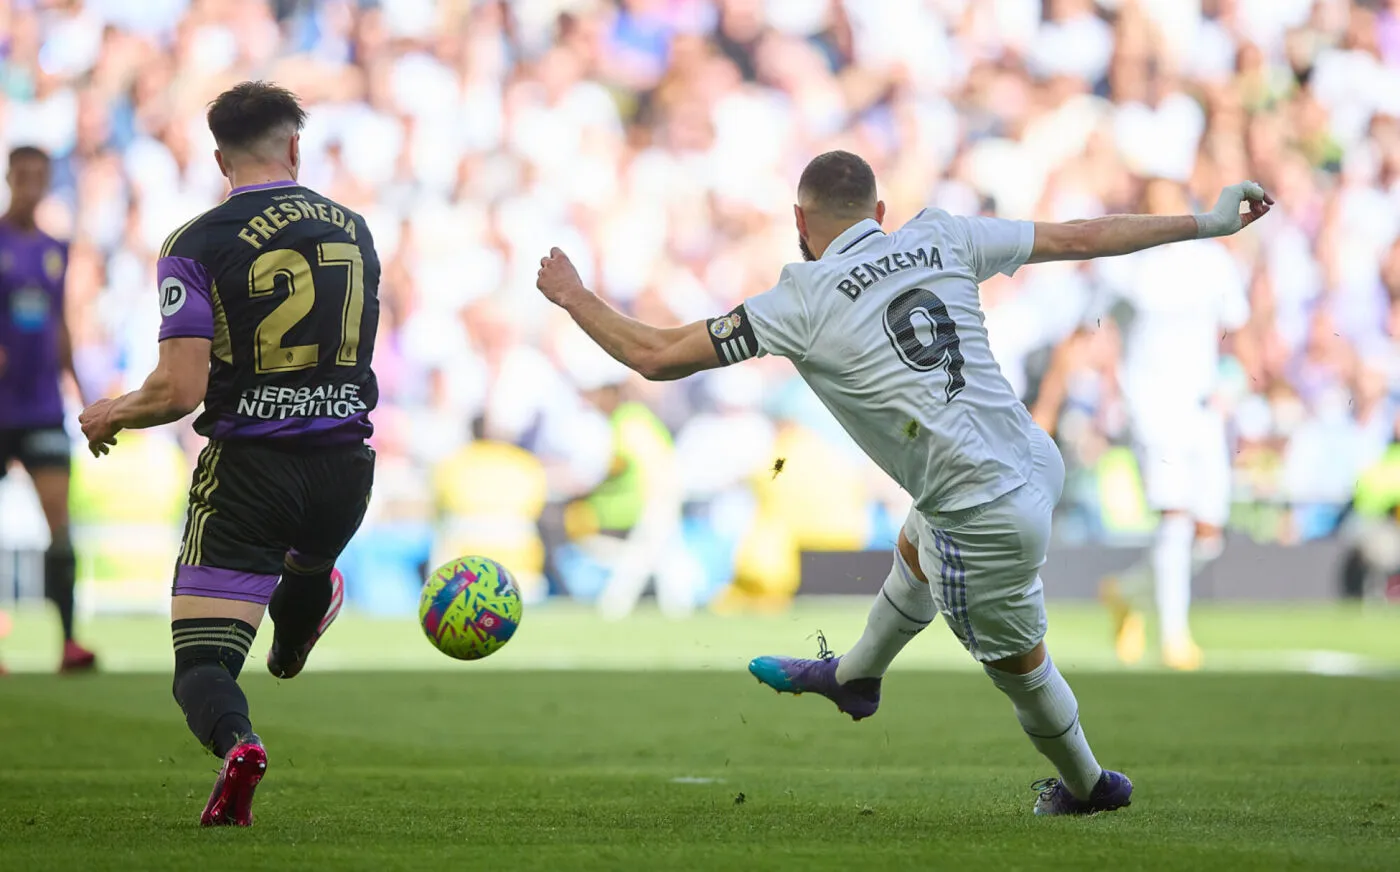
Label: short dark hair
xmin=9 ymin=145 xmax=50 ymax=167
xmin=798 ymin=151 xmax=877 ymax=215
xmin=206 ymin=81 xmax=307 ymax=152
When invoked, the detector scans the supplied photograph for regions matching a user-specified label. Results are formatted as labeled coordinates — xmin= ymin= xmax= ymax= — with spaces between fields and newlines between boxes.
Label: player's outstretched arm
xmin=1027 ymin=182 xmax=1273 ymax=264
xmin=536 ymin=247 xmax=724 ymax=381
xmin=79 ymin=337 xmax=210 ymax=456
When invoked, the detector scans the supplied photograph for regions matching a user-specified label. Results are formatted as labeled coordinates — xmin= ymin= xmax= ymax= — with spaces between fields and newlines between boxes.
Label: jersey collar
xmin=821 ymin=218 xmax=885 ymax=260
xmin=227 ymin=180 xmax=298 ymax=197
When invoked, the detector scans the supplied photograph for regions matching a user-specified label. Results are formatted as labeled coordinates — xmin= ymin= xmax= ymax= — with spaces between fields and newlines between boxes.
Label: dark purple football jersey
xmin=157 ymin=181 xmax=380 ymax=444
xmin=0 ymin=223 xmax=67 ymax=428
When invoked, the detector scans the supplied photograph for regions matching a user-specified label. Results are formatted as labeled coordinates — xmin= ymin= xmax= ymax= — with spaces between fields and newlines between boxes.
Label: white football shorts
xmin=902 ymin=426 xmax=1064 ymax=663
xmin=1133 ymin=405 xmax=1231 ymax=528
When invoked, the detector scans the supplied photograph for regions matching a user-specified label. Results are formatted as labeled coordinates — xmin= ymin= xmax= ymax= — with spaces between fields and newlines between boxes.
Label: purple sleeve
xmin=156 ymin=255 xmax=214 ymax=341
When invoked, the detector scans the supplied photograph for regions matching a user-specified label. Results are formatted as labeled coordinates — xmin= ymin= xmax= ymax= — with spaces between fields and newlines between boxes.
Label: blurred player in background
xmin=0 ymin=146 xmax=97 ymax=673
xmin=536 ymin=151 xmax=1271 ymax=815
xmin=80 ymin=82 xmax=380 ymax=827
xmin=1094 ymin=179 xmax=1250 ymax=671
xmin=548 ymin=361 xmax=690 ymax=620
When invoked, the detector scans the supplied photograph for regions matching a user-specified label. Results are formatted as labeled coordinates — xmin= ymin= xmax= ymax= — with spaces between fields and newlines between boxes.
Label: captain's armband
xmin=706 ymin=305 xmax=760 ymax=366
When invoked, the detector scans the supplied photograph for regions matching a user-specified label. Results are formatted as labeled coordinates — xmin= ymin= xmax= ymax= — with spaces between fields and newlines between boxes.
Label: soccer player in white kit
xmin=535 ymin=152 xmax=1271 ymax=815
xmin=1095 ymin=179 xmax=1250 ymax=671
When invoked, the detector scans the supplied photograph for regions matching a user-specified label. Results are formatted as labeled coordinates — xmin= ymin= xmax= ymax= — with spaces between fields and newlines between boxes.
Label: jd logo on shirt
xmin=160 ymin=276 xmax=187 ymax=316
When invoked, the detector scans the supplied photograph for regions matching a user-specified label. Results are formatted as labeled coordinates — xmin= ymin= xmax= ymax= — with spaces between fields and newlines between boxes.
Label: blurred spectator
xmin=0 ymin=0 xmax=1397 ymax=613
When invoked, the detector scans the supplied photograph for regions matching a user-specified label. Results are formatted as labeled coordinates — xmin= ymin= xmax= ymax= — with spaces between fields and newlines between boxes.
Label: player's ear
xmin=875 ymin=200 xmax=886 ymax=225
xmin=289 ymin=134 xmax=300 ymax=177
xmin=794 ymin=204 xmax=807 ymax=239
xmin=214 ymin=149 xmax=228 ymax=180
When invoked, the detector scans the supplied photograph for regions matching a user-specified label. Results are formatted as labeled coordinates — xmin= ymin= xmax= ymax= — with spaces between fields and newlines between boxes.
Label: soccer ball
xmin=418 ymin=556 xmax=523 ymax=660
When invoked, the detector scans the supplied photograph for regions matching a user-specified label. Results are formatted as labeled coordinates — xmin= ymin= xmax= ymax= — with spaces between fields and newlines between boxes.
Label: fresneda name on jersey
xmin=156 ymin=183 xmax=381 ymax=445
xmin=236 ymin=193 xmax=360 ymax=250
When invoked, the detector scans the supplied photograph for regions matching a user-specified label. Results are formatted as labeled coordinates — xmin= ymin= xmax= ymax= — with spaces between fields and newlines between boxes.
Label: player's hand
xmin=1194 ymin=182 xmax=1274 ymax=239
xmin=536 ymin=247 xmax=587 ymax=307
xmin=79 ymin=398 xmax=121 ymax=457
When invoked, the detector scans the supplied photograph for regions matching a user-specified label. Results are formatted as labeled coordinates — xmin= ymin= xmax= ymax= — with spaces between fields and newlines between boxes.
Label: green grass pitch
xmin=1 ymin=603 xmax=1398 ymax=871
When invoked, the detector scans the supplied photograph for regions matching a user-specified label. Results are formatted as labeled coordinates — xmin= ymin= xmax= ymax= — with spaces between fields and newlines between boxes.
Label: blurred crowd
xmin=2 ymin=0 xmax=1400 ymax=612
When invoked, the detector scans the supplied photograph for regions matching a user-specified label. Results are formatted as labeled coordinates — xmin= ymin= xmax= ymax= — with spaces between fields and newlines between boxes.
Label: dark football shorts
xmin=171 ymin=439 xmax=375 ymax=604
xmin=0 ymin=424 xmax=72 ymax=479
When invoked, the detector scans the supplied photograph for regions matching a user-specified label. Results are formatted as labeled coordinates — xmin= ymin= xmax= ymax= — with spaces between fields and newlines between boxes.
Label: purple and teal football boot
xmin=1032 ymin=770 xmax=1133 ymax=816
xmin=747 ymin=654 xmax=882 ymax=721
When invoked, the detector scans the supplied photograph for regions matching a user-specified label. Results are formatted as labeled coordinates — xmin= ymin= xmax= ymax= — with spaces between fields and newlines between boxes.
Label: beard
xmin=798 ymin=236 xmax=816 ymax=262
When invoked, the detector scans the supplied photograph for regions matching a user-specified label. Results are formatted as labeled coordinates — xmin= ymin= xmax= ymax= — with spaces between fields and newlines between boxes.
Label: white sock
xmin=1153 ymin=514 xmax=1195 ymax=643
xmin=835 ymin=552 xmax=936 ymax=683
xmin=985 ymin=654 xmax=1102 ymax=799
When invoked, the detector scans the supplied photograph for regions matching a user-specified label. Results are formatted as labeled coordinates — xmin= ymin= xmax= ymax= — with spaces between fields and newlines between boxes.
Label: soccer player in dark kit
xmin=79 ymin=82 xmax=380 ymax=827
xmin=0 ymin=145 xmax=98 ymax=673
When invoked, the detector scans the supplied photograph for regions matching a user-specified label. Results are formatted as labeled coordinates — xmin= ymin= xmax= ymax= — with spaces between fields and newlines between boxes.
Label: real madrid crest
xmin=709 ymin=313 xmax=740 ymax=340
xmin=44 ymin=247 xmax=64 ymax=282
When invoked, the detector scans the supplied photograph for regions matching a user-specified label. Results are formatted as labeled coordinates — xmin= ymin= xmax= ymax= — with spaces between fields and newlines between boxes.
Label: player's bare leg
xmin=747 ymin=531 xmax=934 ymax=721
xmin=982 ymin=641 xmax=1132 ymax=815
xmin=29 ymin=466 xmax=95 ymax=672
xmin=266 ymin=552 xmax=345 ymax=679
xmin=171 ymin=594 xmax=267 ymax=826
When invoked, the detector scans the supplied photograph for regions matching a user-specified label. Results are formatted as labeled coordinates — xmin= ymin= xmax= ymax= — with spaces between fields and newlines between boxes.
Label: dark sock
xmin=268 ymin=564 xmax=333 ymax=653
xmin=44 ymin=538 xmax=77 ymax=642
xmin=172 ymin=618 xmax=257 ymax=757
xmin=209 ymin=710 xmax=255 ymax=757
xmin=176 ymin=664 xmax=253 ymax=757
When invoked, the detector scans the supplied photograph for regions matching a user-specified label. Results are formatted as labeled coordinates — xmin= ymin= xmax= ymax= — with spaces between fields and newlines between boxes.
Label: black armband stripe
xmin=707 ymin=304 xmax=760 ymax=366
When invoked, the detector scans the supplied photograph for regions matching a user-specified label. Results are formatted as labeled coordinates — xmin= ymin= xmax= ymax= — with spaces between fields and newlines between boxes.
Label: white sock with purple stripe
xmin=985 ymin=653 xmax=1102 ymax=799
xmin=835 ymin=551 xmax=936 ymax=683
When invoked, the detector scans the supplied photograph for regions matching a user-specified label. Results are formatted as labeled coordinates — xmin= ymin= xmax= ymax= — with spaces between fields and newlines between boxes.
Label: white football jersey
xmin=1095 ymin=240 xmax=1248 ymax=423
xmin=717 ymin=212 xmax=1040 ymax=514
